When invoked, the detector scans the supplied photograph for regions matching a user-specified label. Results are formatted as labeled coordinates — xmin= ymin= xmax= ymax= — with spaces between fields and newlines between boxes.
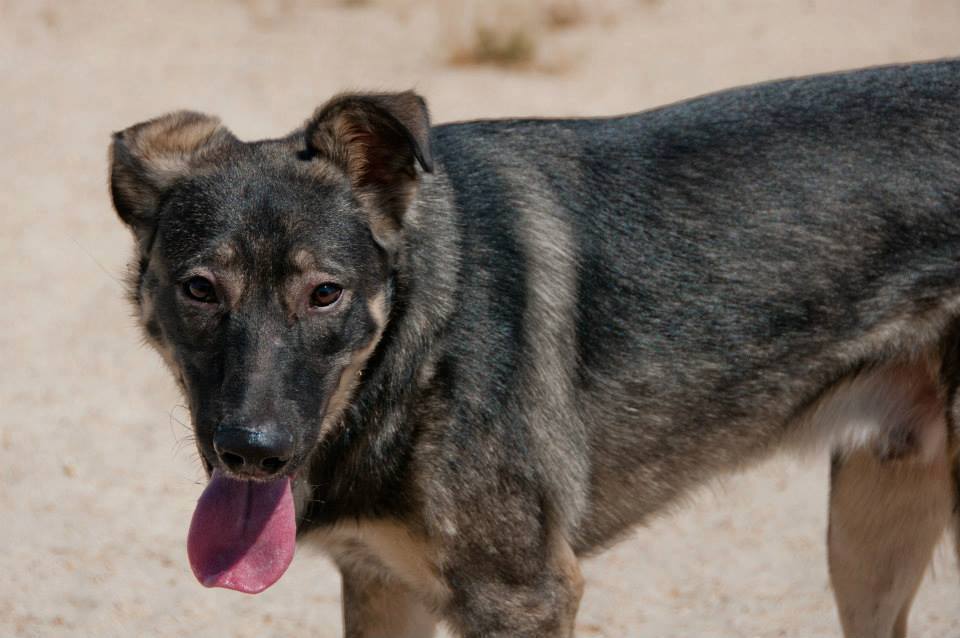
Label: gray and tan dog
xmin=109 ymin=59 xmax=960 ymax=637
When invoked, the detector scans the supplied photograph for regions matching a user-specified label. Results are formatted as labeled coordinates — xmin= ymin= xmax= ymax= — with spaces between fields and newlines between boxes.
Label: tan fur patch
xmin=290 ymin=249 xmax=315 ymax=273
xmin=341 ymin=568 xmax=438 ymax=638
xmin=123 ymin=111 xmax=232 ymax=188
xmin=333 ymin=114 xmax=375 ymax=186
xmin=549 ymin=532 xmax=584 ymax=637
xmin=314 ymin=518 xmax=449 ymax=609
xmin=212 ymin=242 xmax=239 ymax=268
xmin=135 ymin=113 xmax=222 ymax=156
xmin=320 ymin=292 xmax=387 ymax=433
xmin=829 ymin=431 xmax=952 ymax=638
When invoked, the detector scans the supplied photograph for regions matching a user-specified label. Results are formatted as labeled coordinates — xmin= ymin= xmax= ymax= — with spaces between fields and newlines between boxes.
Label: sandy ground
xmin=3 ymin=1 xmax=960 ymax=635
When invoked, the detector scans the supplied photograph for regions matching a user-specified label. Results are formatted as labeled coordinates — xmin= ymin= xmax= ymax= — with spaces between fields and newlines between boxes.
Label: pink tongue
xmin=187 ymin=470 xmax=296 ymax=594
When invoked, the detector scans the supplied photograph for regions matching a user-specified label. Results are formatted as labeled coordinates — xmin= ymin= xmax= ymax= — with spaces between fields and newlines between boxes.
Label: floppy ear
xmin=304 ymin=91 xmax=433 ymax=251
xmin=109 ymin=111 xmax=238 ymax=251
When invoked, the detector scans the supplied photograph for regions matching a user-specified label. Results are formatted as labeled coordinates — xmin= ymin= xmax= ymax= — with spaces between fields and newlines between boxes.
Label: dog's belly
xmin=573 ymin=357 xmax=949 ymax=552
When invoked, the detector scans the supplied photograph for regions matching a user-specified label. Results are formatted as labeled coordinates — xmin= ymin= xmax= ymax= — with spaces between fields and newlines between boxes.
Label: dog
xmin=109 ymin=58 xmax=960 ymax=637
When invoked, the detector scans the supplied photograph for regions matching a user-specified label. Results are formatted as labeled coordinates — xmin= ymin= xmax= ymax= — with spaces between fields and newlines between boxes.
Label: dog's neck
xmin=299 ymin=174 xmax=461 ymax=529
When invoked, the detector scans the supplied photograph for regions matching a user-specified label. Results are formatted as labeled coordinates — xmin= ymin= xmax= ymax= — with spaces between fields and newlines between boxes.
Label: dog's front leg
xmin=443 ymin=531 xmax=584 ymax=638
xmin=339 ymin=562 xmax=438 ymax=638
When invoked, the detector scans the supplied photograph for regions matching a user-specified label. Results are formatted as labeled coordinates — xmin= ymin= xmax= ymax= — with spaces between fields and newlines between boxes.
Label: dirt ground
xmin=3 ymin=1 xmax=960 ymax=636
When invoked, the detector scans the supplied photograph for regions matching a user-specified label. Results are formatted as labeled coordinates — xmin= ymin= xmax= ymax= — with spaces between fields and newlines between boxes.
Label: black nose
xmin=213 ymin=425 xmax=294 ymax=477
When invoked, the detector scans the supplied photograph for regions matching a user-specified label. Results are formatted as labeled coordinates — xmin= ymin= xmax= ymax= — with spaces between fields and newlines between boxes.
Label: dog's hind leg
xmin=340 ymin=564 xmax=438 ymax=638
xmin=828 ymin=410 xmax=952 ymax=638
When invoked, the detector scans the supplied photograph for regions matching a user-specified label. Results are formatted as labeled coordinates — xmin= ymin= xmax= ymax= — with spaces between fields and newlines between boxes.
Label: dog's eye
xmin=183 ymin=276 xmax=218 ymax=303
xmin=310 ymin=283 xmax=342 ymax=308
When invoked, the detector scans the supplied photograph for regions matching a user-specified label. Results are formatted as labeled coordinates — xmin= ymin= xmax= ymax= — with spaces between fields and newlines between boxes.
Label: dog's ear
xmin=109 ymin=111 xmax=238 ymax=251
xmin=305 ymin=91 xmax=433 ymax=251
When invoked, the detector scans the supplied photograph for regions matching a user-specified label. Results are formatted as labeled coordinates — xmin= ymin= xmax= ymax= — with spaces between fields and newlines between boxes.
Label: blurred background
xmin=2 ymin=1 xmax=960 ymax=636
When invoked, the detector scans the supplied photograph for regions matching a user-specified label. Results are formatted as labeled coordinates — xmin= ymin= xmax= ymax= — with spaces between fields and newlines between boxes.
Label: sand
xmin=2 ymin=1 xmax=959 ymax=635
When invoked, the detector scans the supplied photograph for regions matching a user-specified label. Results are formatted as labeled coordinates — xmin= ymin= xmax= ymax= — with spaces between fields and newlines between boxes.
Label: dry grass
xmin=442 ymin=1 xmax=541 ymax=69
xmin=440 ymin=0 xmax=633 ymax=70
xmin=544 ymin=0 xmax=588 ymax=30
xmin=448 ymin=24 xmax=538 ymax=68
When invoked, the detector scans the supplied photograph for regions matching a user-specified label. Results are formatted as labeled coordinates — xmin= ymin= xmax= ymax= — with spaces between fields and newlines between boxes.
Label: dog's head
xmin=109 ymin=92 xmax=432 ymax=483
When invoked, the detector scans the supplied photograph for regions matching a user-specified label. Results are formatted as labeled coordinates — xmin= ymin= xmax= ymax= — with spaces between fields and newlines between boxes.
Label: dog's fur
xmin=110 ymin=60 xmax=960 ymax=637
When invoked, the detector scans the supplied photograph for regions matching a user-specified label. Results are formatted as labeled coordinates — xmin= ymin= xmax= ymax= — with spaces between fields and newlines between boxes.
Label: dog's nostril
xmin=260 ymin=457 xmax=288 ymax=473
xmin=220 ymin=451 xmax=245 ymax=470
xmin=213 ymin=425 xmax=294 ymax=476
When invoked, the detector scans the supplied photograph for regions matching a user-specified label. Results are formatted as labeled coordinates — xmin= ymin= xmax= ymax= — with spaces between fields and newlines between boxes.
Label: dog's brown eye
xmin=310 ymin=283 xmax=342 ymax=308
xmin=183 ymin=276 xmax=217 ymax=303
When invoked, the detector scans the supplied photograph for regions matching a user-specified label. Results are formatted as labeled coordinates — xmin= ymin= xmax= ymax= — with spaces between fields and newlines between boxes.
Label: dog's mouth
xmin=186 ymin=402 xmax=333 ymax=593
xmin=186 ymin=469 xmax=296 ymax=594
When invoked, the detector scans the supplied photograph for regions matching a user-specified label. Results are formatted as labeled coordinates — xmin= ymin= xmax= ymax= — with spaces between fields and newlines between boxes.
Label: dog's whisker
xmin=70 ymin=237 xmax=126 ymax=288
xmin=171 ymin=434 xmax=197 ymax=458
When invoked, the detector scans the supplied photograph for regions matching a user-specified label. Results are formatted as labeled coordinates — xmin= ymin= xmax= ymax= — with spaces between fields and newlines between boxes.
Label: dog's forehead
xmin=156 ymin=146 xmax=367 ymax=274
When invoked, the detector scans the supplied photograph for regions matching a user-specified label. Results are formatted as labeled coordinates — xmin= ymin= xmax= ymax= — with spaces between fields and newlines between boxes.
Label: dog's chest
xmin=309 ymin=519 xmax=449 ymax=603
